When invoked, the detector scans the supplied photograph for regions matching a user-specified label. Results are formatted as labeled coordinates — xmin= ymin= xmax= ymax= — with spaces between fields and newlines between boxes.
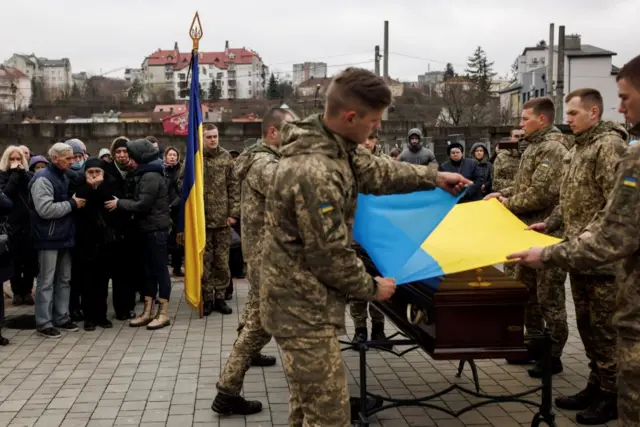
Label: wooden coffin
xmin=373 ymin=266 xmax=529 ymax=360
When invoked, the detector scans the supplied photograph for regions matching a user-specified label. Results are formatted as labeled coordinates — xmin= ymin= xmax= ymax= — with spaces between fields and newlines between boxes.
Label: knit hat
xmin=66 ymin=139 xmax=85 ymax=155
xmin=447 ymin=142 xmax=464 ymax=155
xmin=84 ymin=157 xmax=103 ymax=171
xmin=127 ymin=139 xmax=159 ymax=164
xmin=98 ymin=148 xmax=111 ymax=159
xmin=28 ymin=155 xmax=49 ymax=170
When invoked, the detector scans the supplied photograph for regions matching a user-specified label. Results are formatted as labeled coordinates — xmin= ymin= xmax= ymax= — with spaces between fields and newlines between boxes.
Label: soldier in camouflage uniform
xmin=527 ymin=89 xmax=628 ymax=424
xmin=350 ymin=129 xmax=390 ymax=345
xmin=201 ymin=124 xmax=240 ymax=315
xmin=492 ymin=138 xmax=522 ymax=280
xmin=508 ymin=56 xmax=640 ymax=427
xmin=259 ymin=68 xmax=471 ymax=426
xmin=211 ymin=108 xmax=294 ymax=416
xmin=485 ymin=97 xmax=569 ymax=378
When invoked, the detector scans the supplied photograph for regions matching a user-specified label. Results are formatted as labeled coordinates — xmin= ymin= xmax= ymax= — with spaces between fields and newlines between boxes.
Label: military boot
xmin=556 ymin=382 xmax=600 ymax=410
xmin=147 ymin=298 xmax=170 ymax=330
xmin=130 ymin=297 xmax=154 ymax=327
xmin=211 ymin=392 xmax=262 ymax=415
xmin=213 ymin=298 xmax=232 ymax=315
xmin=575 ymin=391 xmax=617 ymax=425
xmin=250 ymin=353 xmax=276 ymax=367
xmin=352 ymin=327 xmax=367 ymax=346
xmin=528 ymin=357 xmax=563 ymax=378
xmin=371 ymin=322 xmax=393 ymax=351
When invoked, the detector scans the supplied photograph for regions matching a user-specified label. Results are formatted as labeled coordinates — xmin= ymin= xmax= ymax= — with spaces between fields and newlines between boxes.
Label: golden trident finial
xmin=189 ymin=12 xmax=203 ymax=51
xmin=468 ymin=268 xmax=492 ymax=287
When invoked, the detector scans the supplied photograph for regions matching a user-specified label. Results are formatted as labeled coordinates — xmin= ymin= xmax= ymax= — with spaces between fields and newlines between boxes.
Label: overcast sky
xmin=1 ymin=0 xmax=638 ymax=82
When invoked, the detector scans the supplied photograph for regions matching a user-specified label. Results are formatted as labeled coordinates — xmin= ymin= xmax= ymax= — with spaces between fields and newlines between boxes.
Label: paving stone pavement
xmin=0 ymin=276 xmax=619 ymax=427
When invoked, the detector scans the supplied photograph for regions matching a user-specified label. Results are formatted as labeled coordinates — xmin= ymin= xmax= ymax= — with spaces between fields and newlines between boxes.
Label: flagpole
xmin=189 ymin=12 xmax=205 ymax=319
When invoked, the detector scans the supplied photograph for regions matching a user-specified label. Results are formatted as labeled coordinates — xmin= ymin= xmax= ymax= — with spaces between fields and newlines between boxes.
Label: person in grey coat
xmin=29 ymin=143 xmax=86 ymax=339
xmin=397 ymin=128 xmax=438 ymax=169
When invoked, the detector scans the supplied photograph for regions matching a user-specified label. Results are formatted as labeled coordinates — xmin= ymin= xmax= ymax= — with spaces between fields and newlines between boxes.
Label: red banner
xmin=162 ymin=110 xmax=189 ymax=136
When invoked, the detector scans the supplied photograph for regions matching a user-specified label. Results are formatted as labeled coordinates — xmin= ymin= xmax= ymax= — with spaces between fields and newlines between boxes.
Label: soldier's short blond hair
xmin=565 ymin=88 xmax=604 ymax=119
xmin=617 ymin=54 xmax=640 ymax=90
xmin=325 ymin=68 xmax=392 ymax=118
xmin=523 ymin=97 xmax=555 ymax=124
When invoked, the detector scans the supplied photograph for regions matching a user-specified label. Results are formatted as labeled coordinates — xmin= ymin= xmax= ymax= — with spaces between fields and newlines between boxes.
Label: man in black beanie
xmin=105 ymin=139 xmax=172 ymax=330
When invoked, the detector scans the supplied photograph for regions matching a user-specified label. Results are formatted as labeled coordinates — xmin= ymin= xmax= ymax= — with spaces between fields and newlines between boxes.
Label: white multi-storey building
xmin=292 ymin=62 xmax=327 ymax=87
xmin=500 ymin=35 xmax=620 ymax=123
xmin=0 ymin=66 xmax=32 ymax=111
xmin=141 ymin=41 xmax=269 ymax=101
xmin=3 ymin=54 xmax=72 ymax=100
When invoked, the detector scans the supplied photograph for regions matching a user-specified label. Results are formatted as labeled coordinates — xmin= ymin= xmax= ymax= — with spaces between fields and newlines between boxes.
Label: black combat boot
xmin=575 ymin=391 xmax=617 ymax=425
xmin=211 ymin=392 xmax=262 ymax=415
xmin=213 ymin=299 xmax=232 ymax=315
xmin=352 ymin=327 xmax=367 ymax=345
xmin=371 ymin=322 xmax=393 ymax=351
xmin=556 ymin=382 xmax=600 ymax=410
xmin=250 ymin=353 xmax=276 ymax=367
xmin=528 ymin=357 xmax=563 ymax=378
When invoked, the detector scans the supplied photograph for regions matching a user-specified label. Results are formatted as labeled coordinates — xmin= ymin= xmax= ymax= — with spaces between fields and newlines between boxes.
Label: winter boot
xmin=130 ymin=297 xmax=154 ymax=327
xmin=528 ymin=356 xmax=563 ymax=378
xmin=213 ymin=298 xmax=232 ymax=315
xmin=575 ymin=391 xmax=617 ymax=425
xmin=250 ymin=353 xmax=276 ymax=367
xmin=147 ymin=299 xmax=171 ymax=330
xmin=211 ymin=392 xmax=262 ymax=415
xmin=352 ymin=327 xmax=367 ymax=346
xmin=556 ymin=382 xmax=600 ymax=411
xmin=371 ymin=322 xmax=393 ymax=351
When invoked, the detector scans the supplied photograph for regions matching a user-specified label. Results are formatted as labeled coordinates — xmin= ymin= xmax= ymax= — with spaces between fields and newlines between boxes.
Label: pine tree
xmin=465 ymin=46 xmax=497 ymax=97
xmin=198 ymin=82 xmax=205 ymax=98
xmin=208 ymin=80 xmax=220 ymax=101
xmin=444 ymin=63 xmax=456 ymax=81
xmin=128 ymin=78 xmax=143 ymax=103
xmin=266 ymin=74 xmax=280 ymax=100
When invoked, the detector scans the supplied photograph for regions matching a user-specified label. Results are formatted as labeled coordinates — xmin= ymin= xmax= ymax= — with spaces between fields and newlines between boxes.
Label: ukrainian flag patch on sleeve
xmin=320 ymin=203 xmax=334 ymax=213
xmin=540 ymin=161 xmax=550 ymax=168
xmin=623 ymin=177 xmax=637 ymax=188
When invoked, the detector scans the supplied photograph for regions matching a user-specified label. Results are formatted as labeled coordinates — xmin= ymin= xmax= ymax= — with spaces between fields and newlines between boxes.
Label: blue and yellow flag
xmin=178 ymin=52 xmax=206 ymax=310
xmin=354 ymin=192 xmax=560 ymax=287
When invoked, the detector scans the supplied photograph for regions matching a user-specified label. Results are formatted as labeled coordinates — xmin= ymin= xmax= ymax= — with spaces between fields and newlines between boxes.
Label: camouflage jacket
xmin=542 ymin=144 xmax=640 ymax=338
xmin=372 ymin=144 xmax=392 ymax=160
xmin=545 ymin=121 xmax=628 ymax=274
xmin=260 ymin=114 xmax=439 ymax=338
xmin=501 ymin=126 xmax=569 ymax=227
xmin=234 ymin=141 xmax=279 ymax=288
xmin=492 ymin=149 xmax=520 ymax=192
xmin=203 ymin=146 xmax=240 ymax=228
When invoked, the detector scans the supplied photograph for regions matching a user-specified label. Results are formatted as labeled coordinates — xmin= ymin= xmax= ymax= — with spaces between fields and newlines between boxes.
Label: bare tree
xmin=438 ymin=82 xmax=472 ymax=126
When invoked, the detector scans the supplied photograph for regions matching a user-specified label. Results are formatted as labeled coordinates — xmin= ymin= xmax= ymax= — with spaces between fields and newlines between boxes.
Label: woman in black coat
xmin=0 ymin=146 xmax=37 ymax=306
xmin=0 ymin=190 xmax=14 ymax=345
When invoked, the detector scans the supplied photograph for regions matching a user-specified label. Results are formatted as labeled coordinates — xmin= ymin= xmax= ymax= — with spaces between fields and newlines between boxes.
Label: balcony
xmin=227 ymin=70 xmax=236 ymax=80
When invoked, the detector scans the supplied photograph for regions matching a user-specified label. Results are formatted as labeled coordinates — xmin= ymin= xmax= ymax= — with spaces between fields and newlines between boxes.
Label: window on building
xmin=540 ymin=88 xmax=545 ymax=96
xmin=522 ymin=93 xmax=527 ymax=104
xmin=178 ymin=73 xmax=186 ymax=81
xmin=248 ymin=71 xmax=251 ymax=77
xmin=534 ymin=89 xmax=539 ymax=97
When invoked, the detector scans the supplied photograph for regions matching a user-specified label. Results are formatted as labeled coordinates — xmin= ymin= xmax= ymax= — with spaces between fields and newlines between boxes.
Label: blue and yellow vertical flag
xmin=179 ymin=15 xmax=206 ymax=311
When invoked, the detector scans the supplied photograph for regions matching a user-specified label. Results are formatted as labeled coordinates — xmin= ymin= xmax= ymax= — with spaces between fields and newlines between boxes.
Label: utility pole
xmin=547 ymin=23 xmax=554 ymax=98
xmin=383 ymin=21 xmax=389 ymax=78
xmin=382 ymin=21 xmax=389 ymax=120
xmin=555 ymin=25 xmax=566 ymax=124
xmin=374 ymin=45 xmax=381 ymax=76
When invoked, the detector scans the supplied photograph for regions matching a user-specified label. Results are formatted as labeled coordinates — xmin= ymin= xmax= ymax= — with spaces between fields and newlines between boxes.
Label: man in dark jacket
xmin=470 ymin=142 xmax=493 ymax=197
xmin=106 ymin=139 xmax=172 ymax=330
xmin=29 ymin=143 xmax=86 ymax=338
xmin=438 ymin=142 xmax=483 ymax=202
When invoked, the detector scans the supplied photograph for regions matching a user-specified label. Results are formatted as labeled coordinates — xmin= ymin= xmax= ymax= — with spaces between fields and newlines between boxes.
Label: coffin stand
xmin=342 ymin=266 xmax=556 ymax=427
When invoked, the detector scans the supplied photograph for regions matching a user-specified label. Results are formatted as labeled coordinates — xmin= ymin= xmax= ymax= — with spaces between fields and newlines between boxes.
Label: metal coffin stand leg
xmin=340 ymin=333 xmax=556 ymax=427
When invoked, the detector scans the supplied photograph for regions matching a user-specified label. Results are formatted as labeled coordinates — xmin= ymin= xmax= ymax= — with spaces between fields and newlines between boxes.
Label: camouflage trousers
xmin=617 ymin=337 xmax=640 ymax=427
xmin=570 ymin=274 xmax=617 ymax=392
xmin=517 ymin=265 xmax=568 ymax=357
xmin=276 ymin=332 xmax=350 ymax=427
xmin=349 ymin=301 xmax=384 ymax=329
xmin=216 ymin=284 xmax=271 ymax=395
xmin=202 ymin=227 xmax=231 ymax=301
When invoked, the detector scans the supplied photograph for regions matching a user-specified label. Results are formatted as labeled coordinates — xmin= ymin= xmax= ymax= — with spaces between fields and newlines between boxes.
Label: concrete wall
xmin=0 ymin=121 xmax=570 ymax=163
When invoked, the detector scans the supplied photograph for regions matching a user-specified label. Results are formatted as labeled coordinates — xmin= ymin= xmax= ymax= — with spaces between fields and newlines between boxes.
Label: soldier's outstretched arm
xmin=352 ymin=147 xmax=438 ymax=195
xmin=542 ymin=148 xmax=640 ymax=269
xmin=544 ymin=204 xmax=563 ymax=233
xmin=294 ymin=168 xmax=378 ymax=302
xmin=504 ymin=145 xmax=566 ymax=214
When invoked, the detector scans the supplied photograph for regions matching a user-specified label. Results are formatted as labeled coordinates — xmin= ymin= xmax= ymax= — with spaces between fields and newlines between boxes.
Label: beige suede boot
xmin=147 ymin=298 xmax=170 ymax=330
xmin=130 ymin=297 xmax=154 ymax=327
